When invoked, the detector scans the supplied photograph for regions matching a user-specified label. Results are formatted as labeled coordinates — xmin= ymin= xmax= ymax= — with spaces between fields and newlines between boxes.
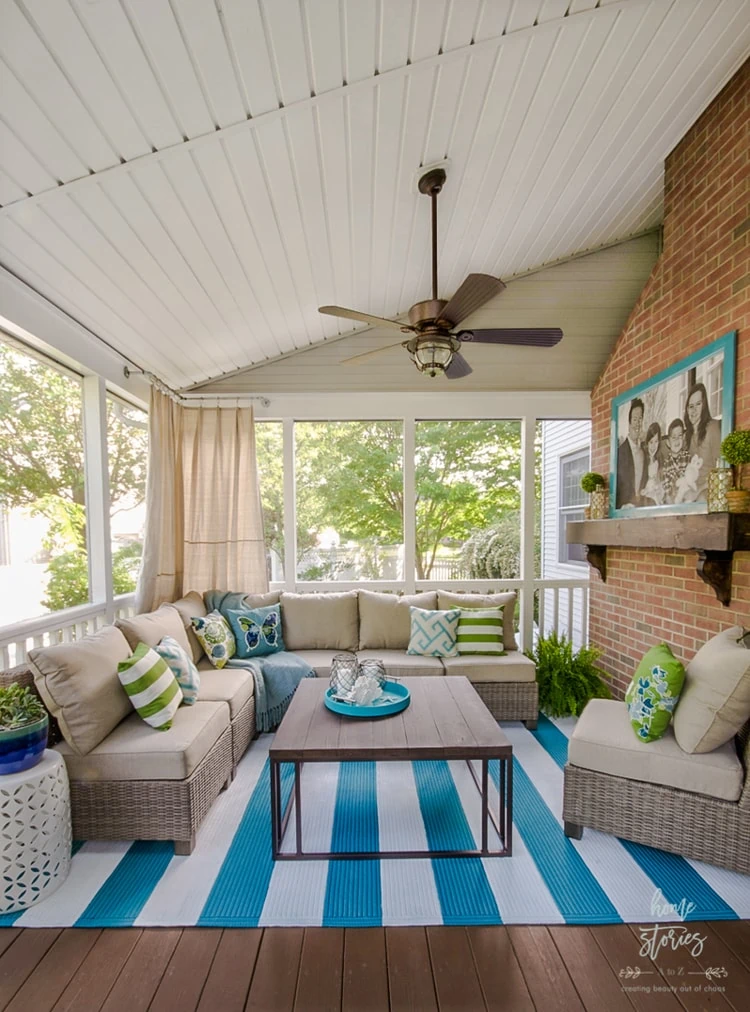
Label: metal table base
xmin=270 ymin=756 xmax=512 ymax=861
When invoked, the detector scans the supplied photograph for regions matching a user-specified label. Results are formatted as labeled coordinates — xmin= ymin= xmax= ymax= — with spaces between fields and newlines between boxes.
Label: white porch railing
xmin=1 ymin=578 xmax=589 ymax=670
xmin=0 ymin=594 xmax=136 ymax=668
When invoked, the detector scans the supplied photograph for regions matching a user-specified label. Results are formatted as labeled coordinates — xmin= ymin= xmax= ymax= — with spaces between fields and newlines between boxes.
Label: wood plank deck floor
xmin=1 ymin=923 xmax=748 ymax=1012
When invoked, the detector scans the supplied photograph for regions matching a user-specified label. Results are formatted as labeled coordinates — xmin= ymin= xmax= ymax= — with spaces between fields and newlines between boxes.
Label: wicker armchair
xmin=563 ymin=718 xmax=750 ymax=875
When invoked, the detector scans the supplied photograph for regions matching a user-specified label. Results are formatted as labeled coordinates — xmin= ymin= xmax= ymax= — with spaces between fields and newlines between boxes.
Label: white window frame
xmin=557 ymin=447 xmax=590 ymax=568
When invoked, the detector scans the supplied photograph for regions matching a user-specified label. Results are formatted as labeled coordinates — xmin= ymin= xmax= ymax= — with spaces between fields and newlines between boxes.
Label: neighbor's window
xmin=558 ymin=448 xmax=589 ymax=565
xmin=256 ymin=421 xmax=284 ymax=581
xmin=0 ymin=337 xmax=89 ymax=622
xmin=107 ymin=396 xmax=148 ymax=595
xmin=415 ymin=420 xmax=522 ymax=581
xmin=294 ymin=421 xmax=404 ymax=581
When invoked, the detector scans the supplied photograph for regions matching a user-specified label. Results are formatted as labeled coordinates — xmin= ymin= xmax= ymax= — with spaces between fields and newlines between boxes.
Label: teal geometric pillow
xmin=155 ymin=634 xmax=200 ymax=705
xmin=407 ymin=606 xmax=461 ymax=657
xmin=191 ymin=611 xmax=236 ymax=669
xmin=625 ymin=643 xmax=686 ymax=742
xmin=226 ymin=604 xmax=284 ymax=659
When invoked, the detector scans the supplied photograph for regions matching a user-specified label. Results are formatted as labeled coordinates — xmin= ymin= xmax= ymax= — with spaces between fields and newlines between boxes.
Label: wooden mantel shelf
xmin=567 ymin=513 xmax=750 ymax=606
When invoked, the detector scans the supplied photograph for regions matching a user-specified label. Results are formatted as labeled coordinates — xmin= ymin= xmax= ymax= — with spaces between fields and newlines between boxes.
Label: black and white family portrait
xmin=612 ymin=334 xmax=735 ymax=514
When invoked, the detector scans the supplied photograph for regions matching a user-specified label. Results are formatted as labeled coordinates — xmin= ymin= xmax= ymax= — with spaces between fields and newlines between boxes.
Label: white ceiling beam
xmin=0 ymin=0 xmax=654 ymax=220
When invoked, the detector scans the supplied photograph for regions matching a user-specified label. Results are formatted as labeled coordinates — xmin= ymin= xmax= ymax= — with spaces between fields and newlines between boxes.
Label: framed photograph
xmin=610 ymin=331 xmax=736 ymax=517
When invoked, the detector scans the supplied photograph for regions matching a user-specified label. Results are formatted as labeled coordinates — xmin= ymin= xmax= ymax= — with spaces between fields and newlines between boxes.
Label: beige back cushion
xmin=437 ymin=591 xmax=517 ymax=651
xmin=358 ymin=590 xmax=437 ymax=649
xmin=28 ymin=625 xmax=132 ymax=756
xmin=673 ymin=626 xmax=750 ymax=754
xmin=171 ymin=591 xmax=208 ymax=664
xmin=241 ymin=591 xmax=281 ymax=608
xmin=280 ymin=591 xmax=359 ymax=651
xmin=116 ymin=604 xmax=191 ymax=657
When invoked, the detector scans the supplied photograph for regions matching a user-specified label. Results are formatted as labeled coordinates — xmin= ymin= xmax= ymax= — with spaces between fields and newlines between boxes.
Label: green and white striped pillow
xmin=117 ymin=642 xmax=183 ymax=730
xmin=456 ymin=607 xmax=507 ymax=656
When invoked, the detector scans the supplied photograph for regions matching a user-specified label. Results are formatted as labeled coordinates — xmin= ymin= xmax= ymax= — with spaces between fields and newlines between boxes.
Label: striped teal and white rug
xmin=3 ymin=717 xmax=749 ymax=928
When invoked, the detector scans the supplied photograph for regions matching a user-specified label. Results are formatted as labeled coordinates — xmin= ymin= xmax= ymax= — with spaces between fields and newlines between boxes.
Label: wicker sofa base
xmin=68 ymin=725 xmax=234 ymax=855
xmin=230 ymin=692 xmax=256 ymax=770
xmin=563 ymin=762 xmax=750 ymax=875
xmin=472 ymin=680 xmax=539 ymax=727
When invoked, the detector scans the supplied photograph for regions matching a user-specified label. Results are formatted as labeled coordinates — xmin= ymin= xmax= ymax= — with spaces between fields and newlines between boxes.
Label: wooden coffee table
xmin=269 ymin=676 xmax=512 ymax=861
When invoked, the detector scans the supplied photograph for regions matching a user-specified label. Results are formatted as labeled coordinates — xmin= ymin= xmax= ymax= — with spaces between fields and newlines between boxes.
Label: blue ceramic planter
xmin=0 ymin=715 xmax=49 ymax=775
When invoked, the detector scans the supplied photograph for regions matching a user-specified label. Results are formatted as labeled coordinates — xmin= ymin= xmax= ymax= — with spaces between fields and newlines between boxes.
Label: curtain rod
xmin=123 ymin=366 xmax=270 ymax=407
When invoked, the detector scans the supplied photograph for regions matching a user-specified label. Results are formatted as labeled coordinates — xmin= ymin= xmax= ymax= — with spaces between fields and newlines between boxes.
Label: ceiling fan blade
xmin=445 ymin=352 xmax=473 ymax=380
xmin=319 ymin=305 xmax=413 ymax=332
xmin=460 ymin=327 xmax=563 ymax=347
xmin=441 ymin=274 xmax=506 ymax=325
xmin=341 ymin=340 xmax=406 ymax=365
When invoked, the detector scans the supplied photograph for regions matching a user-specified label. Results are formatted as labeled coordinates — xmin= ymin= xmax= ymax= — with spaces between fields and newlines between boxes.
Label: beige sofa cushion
xmin=116 ymin=604 xmax=191 ymax=657
xmin=438 ymin=591 xmax=517 ymax=651
xmin=673 ymin=626 xmax=750 ymax=754
xmin=196 ymin=660 xmax=254 ymax=717
xmin=570 ymin=699 xmax=743 ymax=802
xmin=28 ymin=626 xmax=133 ymax=756
xmin=358 ymin=590 xmax=438 ymax=650
xmin=355 ymin=649 xmax=444 ymax=677
xmin=287 ymin=649 xmax=342 ymax=679
xmin=171 ymin=591 xmax=207 ymax=664
xmin=442 ymin=652 xmax=536 ymax=683
xmin=281 ymin=591 xmax=358 ymax=651
xmin=240 ymin=591 xmax=281 ymax=608
xmin=56 ymin=700 xmax=229 ymax=782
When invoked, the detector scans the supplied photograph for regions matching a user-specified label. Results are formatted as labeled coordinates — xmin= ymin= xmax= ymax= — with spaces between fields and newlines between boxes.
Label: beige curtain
xmin=136 ymin=389 xmax=268 ymax=612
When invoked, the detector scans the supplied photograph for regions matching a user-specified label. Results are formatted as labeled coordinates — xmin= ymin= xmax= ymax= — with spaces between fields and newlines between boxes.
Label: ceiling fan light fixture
xmin=407 ymin=335 xmax=460 ymax=377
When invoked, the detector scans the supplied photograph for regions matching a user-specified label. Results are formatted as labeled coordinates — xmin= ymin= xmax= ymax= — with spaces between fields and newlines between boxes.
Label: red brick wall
xmin=590 ymin=60 xmax=750 ymax=697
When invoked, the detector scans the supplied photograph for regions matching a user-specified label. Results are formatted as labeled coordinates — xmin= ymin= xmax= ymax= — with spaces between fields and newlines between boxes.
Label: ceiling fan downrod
xmin=418 ymin=167 xmax=446 ymax=302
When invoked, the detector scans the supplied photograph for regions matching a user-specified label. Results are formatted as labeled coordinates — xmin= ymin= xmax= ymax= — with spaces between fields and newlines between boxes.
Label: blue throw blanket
xmin=204 ymin=590 xmax=315 ymax=732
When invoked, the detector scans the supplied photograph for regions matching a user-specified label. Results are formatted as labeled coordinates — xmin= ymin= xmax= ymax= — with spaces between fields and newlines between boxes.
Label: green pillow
xmin=456 ymin=607 xmax=506 ymax=656
xmin=117 ymin=642 xmax=183 ymax=730
xmin=625 ymin=643 xmax=685 ymax=742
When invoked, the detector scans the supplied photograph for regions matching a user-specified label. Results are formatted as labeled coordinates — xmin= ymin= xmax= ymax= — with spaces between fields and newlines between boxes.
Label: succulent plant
xmin=0 ymin=684 xmax=47 ymax=731
xmin=580 ymin=472 xmax=606 ymax=494
xmin=720 ymin=430 xmax=750 ymax=489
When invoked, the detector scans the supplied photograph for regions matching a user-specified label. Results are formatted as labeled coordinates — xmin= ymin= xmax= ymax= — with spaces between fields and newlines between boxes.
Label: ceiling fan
xmin=318 ymin=166 xmax=563 ymax=378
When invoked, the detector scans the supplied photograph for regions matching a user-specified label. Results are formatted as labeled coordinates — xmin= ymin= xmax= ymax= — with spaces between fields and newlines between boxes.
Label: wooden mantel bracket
xmin=585 ymin=545 xmax=607 ymax=583
xmin=696 ymin=550 xmax=734 ymax=607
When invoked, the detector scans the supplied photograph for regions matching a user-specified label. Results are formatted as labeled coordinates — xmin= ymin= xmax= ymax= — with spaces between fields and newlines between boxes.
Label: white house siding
xmin=540 ymin=419 xmax=592 ymax=650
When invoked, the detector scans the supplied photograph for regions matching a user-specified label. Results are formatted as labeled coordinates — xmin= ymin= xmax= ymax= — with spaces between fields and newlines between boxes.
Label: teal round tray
xmin=324 ymin=680 xmax=410 ymax=718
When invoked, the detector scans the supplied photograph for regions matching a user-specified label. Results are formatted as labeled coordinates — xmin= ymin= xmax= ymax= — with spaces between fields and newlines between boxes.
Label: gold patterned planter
xmin=707 ymin=467 xmax=733 ymax=513
xmin=589 ymin=489 xmax=609 ymax=520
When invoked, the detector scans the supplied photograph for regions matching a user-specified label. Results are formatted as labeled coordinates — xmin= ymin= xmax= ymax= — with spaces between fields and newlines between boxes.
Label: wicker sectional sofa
xmin=5 ymin=586 xmax=535 ymax=855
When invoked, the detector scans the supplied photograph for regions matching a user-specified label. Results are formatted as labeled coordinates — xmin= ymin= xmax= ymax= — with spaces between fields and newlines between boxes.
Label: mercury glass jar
xmin=329 ymin=653 xmax=359 ymax=695
xmin=707 ymin=466 xmax=733 ymax=512
xmin=589 ymin=488 xmax=609 ymax=520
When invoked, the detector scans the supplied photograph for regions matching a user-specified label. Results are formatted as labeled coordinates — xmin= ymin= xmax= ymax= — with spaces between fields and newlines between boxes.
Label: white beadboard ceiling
xmin=0 ymin=0 xmax=748 ymax=393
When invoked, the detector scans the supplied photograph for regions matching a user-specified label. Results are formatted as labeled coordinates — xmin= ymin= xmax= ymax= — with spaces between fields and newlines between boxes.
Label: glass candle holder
xmin=329 ymin=652 xmax=359 ymax=695
xmin=357 ymin=657 xmax=387 ymax=687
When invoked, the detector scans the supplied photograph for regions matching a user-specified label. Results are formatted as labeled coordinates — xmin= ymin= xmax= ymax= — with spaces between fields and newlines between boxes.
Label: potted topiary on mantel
xmin=0 ymin=684 xmax=49 ymax=775
xmin=580 ymin=472 xmax=609 ymax=519
xmin=720 ymin=430 xmax=750 ymax=513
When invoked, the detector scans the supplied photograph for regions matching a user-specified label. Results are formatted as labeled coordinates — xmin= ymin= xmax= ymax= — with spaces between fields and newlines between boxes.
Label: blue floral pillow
xmin=226 ymin=604 xmax=285 ymax=659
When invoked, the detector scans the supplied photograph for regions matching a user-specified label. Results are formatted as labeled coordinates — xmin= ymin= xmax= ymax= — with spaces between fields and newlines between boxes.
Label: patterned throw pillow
xmin=456 ymin=607 xmax=506 ymax=656
xmin=191 ymin=611 xmax=236 ymax=669
xmin=226 ymin=604 xmax=285 ymax=659
xmin=155 ymin=634 xmax=200 ymax=705
xmin=407 ymin=606 xmax=461 ymax=658
xmin=117 ymin=642 xmax=183 ymax=730
xmin=625 ymin=643 xmax=686 ymax=742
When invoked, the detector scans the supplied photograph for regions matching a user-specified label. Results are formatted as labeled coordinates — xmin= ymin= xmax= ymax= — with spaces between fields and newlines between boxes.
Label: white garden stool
xmin=0 ymin=750 xmax=72 ymax=914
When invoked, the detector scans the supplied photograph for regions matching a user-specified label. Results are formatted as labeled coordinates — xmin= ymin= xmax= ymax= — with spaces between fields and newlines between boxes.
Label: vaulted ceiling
xmin=0 ymin=0 xmax=748 ymax=392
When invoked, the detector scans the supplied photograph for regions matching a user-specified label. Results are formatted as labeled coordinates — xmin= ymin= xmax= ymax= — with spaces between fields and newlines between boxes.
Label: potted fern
xmin=527 ymin=632 xmax=612 ymax=717
xmin=580 ymin=471 xmax=609 ymax=519
xmin=0 ymin=684 xmax=49 ymax=775
xmin=721 ymin=430 xmax=750 ymax=513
